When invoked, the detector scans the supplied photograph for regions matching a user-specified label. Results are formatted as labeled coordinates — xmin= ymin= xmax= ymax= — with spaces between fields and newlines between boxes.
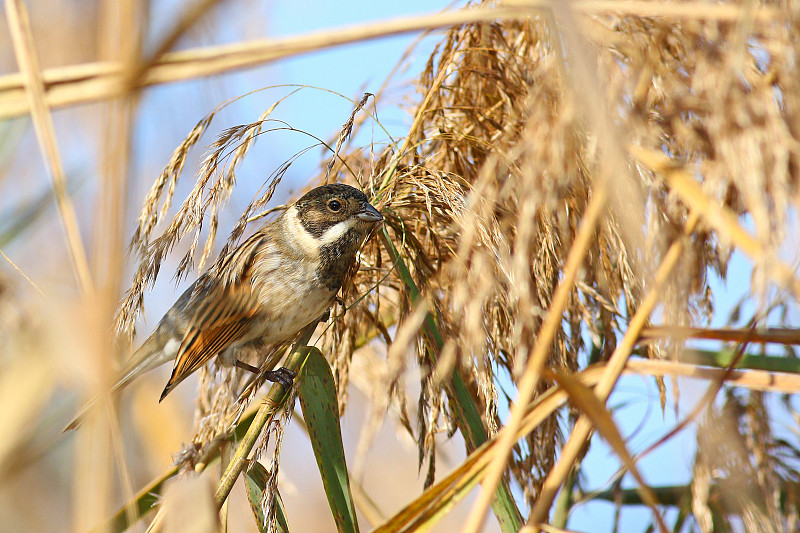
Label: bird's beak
xmin=356 ymin=202 xmax=383 ymax=223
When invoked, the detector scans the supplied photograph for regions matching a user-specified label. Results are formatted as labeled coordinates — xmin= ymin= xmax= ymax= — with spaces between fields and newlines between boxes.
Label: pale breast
xmin=246 ymin=240 xmax=335 ymax=344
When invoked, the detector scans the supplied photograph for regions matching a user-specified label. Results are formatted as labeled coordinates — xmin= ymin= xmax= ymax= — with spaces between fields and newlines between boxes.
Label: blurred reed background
xmin=1 ymin=1 xmax=800 ymax=532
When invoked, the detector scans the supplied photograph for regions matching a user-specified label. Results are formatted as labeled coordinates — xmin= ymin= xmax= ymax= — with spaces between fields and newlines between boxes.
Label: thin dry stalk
xmin=624 ymin=358 xmax=800 ymax=395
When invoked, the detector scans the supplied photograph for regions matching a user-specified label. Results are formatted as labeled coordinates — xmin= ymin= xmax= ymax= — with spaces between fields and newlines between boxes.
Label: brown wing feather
xmin=160 ymin=286 xmax=261 ymax=400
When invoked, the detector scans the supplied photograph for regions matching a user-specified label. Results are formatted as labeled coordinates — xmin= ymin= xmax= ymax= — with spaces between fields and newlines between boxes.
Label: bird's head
xmin=278 ymin=183 xmax=382 ymax=290
xmin=290 ymin=183 xmax=383 ymax=246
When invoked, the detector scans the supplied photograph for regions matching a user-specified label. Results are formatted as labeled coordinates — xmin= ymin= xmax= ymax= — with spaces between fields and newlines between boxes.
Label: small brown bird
xmin=67 ymin=184 xmax=381 ymax=429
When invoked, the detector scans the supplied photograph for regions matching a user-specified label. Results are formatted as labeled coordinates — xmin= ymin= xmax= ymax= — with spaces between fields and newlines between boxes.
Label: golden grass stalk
xmin=0 ymin=3 xmax=783 ymax=120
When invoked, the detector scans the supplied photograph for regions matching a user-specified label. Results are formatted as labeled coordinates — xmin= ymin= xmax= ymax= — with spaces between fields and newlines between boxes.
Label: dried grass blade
xmin=543 ymin=369 xmax=667 ymax=532
xmin=372 ymin=366 xmax=607 ymax=533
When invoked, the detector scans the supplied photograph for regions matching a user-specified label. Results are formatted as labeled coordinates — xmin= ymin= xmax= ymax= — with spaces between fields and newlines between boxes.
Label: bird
xmin=66 ymin=183 xmax=382 ymax=430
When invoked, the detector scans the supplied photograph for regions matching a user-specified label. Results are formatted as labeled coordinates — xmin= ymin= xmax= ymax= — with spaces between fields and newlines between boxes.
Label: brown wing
xmin=159 ymin=285 xmax=261 ymax=401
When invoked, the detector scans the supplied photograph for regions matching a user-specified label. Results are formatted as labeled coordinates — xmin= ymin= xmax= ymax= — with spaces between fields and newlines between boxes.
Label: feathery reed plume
xmin=305 ymin=2 xmax=800 ymax=506
xmin=693 ymin=389 xmax=800 ymax=530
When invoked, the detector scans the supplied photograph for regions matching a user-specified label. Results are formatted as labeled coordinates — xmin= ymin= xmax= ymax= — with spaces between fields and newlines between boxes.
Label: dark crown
xmin=294 ymin=183 xmax=368 ymax=207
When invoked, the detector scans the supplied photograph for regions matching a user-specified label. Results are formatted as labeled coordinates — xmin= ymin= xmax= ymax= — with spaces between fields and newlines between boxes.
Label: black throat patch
xmin=317 ymin=228 xmax=363 ymax=291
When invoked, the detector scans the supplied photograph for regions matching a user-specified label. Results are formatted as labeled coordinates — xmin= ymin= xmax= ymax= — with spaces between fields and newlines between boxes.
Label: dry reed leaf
xmin=0 ymin=2 xmax=782 ymax=119
xmin=544 ymin=368 xmax=668 ymax=532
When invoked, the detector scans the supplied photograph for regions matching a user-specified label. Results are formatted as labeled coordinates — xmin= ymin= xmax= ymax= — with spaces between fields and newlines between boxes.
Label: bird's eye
xmin=328 ymin=199 xmax=342 ymax=212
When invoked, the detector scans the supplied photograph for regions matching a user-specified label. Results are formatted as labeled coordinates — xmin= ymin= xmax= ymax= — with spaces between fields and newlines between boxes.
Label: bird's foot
xmin=264 ymin=367 xmax=297 ymax=388
xmin=235 ymin=360 xmax=296 ymax=388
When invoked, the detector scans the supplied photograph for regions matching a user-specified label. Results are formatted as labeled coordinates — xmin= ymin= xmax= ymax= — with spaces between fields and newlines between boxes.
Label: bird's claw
xmin=264 ymin=367 xmax=297 ymax=388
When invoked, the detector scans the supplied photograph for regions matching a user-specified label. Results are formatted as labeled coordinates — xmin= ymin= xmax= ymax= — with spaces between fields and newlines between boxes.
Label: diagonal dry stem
xmin=4 ymin=0 xmax=93 ymax=294
xmin=214 ymin=324 xmax=317 ymax=509
xmin=524 ymin=210 xmax=700 ymax=529
xmin=463 ymin=0 xmax=648 ymax=529
xmin=373 ymin=366 xmax=609 ymax=533
xmin=543 ymin=368 xmax=668 ymax=531
xmin=0 ymin=247 xmax=47 ymax=299
xmin=461 ymin=179 xmax=611 ymax=533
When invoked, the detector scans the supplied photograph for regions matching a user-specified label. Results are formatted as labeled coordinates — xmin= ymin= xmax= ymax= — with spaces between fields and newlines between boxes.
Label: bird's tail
xmin=63 ymin=333 xmax=173 ymax=431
